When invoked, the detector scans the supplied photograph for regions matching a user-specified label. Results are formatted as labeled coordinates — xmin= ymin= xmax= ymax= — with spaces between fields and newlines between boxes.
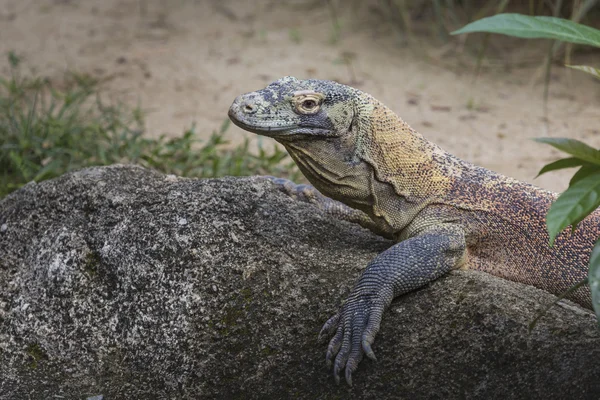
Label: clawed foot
xmin=318 ymin=295 xmax=387 ymax=386
xmin=261 ymin=176 xmax=323 ymax=204
xmin=260 ymin=176 xmax=391 ymax=237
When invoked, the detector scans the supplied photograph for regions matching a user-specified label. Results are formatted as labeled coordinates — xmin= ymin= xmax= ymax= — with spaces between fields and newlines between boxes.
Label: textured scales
xmin=228 ymin=77 xmax=597 ymax=385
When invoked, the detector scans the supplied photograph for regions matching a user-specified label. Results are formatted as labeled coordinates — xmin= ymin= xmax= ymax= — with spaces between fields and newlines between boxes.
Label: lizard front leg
xmin=319 ymin=224 xmax=466 ymax=385
xmin=262 ymin=176 xmax=392 ymax=239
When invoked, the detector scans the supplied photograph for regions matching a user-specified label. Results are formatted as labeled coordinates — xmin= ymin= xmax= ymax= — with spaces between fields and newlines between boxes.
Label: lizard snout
xmin=228 ymin=95 xmax=266 ymax=133
xmin=241 ymin=101 xmax=257 ymax=114
xmin=229 ymin=95 xmax=257 ymax=117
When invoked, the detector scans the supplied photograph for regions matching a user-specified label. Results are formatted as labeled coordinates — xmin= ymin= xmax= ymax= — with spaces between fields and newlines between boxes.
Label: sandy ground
xmin=1 ymin=0 xmax=599 ymax=192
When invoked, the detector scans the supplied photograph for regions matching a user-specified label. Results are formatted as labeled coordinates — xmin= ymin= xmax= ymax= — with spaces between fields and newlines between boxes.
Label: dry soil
xmin=1 ymin=0 xmax=599 ymax=192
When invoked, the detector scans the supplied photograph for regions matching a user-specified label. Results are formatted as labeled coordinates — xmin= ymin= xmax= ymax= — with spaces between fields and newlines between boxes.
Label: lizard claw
xmin=320 ymin=294 xmax=386 ymax=385
xmin=318 ymin=313 xmax=340 ymax=341
xmin=325 ymin=323 xmax=343 ymax=367
xmin=362 ymin=339 xmax=377 ymax=362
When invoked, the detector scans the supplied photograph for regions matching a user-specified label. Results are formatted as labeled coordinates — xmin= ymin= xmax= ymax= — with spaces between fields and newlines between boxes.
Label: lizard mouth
xmin=228 ymin=112 xmax=297 ymax=136
xmin=228 ymin=103 xmax=298 ymax=137
xmin=229 ymin=114 xmax=332 ymax=139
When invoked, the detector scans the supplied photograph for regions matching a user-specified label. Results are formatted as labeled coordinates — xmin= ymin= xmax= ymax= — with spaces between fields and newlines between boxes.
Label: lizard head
xmin=228 ymin=76 xmax=385 ymax=215
xmin=228 ymin=77 xmax=449 ymax=220
xmin=228 ymin=76 xmax=356 ymax=140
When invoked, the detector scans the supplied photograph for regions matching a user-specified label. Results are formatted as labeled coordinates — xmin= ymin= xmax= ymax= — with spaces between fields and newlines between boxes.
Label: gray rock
xmin=0 ymin=165 xmax=598 ymax=399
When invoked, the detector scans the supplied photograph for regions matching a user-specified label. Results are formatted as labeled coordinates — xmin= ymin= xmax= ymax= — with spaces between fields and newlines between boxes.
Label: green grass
xmin=0 ymin=56 xmax=300 ymax=198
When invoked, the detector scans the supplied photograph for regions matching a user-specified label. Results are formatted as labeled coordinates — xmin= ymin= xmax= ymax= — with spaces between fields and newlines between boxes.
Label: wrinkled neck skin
xmin=278 ymin=94 xmax=460 ymax=237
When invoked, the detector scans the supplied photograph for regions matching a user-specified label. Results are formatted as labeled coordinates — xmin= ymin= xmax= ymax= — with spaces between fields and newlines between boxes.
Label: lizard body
xmin=228 ymin=77 xmax=597 ymax=385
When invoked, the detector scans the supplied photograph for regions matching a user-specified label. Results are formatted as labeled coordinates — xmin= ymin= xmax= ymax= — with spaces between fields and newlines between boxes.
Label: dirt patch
xmin=1 ymin=0 xmax=599 ymax=192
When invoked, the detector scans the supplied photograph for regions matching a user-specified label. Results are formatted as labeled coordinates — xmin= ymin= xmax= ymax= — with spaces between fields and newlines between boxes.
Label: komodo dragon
xmin=228 ymin=77 xmax=597 ymax=385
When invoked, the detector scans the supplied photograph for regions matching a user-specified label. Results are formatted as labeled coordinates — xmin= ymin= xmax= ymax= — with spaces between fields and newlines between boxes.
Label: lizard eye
xmin=302 ymin=99 xmax=317 ymax=109
xmin=292 ymin=92 xmax=325 ymax=115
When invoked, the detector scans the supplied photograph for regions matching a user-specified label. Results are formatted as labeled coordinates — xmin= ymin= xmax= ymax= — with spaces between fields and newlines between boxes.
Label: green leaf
xmin=536 ymin=157 xmax=590 ymax=178
xmin=546 ymin=169 xmax=600 ymax=245
xmin=570 ymin=165 xmax=600 ymax=186
xmin=534 ymin=137 xmax=600 ymax=165
xmin=451 ymin=14 xmax=600 ymax=48
xmin=567 ymin=65 xmax=600 ymax=80
xmin=589 ymin=239 xmax=600 ymax=321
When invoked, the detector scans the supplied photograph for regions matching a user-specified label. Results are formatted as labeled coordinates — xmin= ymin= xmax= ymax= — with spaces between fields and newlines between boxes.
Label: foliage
xmin=0 ymin=59 xmax=299 ymax=198
xmin=368 ymin=0 xmax=598 ymax=44
xmin=567 ymin=64 xmax=600 ymax=79
xmin=535 ymin=138 xmax=600 ymax=317
xmin=451 ymin=13 xmax=600 ymax=79
xmin=453 ymin=15 xmax=600 ymax=319
xmin=452 ymin=13 xmax=600 ymax=47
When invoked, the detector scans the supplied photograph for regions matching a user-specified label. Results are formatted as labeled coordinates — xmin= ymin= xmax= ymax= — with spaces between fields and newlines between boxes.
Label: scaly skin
xmin=228 ymin=77 xmax=597 ymax=385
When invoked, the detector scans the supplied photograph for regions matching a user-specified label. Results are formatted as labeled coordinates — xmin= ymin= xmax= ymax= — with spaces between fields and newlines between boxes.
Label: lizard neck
xmin=353 ymin=94 xmax=457 ymax=202
xmin=278 ymin=95 xmax=463 ymax=235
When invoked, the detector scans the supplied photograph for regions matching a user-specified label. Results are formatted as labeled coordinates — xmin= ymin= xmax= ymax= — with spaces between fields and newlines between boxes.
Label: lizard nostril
xmin=243 ymin=102 xmax=257 ymax=114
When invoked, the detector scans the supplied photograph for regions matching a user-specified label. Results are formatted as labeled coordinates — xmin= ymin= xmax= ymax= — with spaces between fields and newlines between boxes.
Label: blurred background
xmin=1 ymin=0 xmax=599 ymax=196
